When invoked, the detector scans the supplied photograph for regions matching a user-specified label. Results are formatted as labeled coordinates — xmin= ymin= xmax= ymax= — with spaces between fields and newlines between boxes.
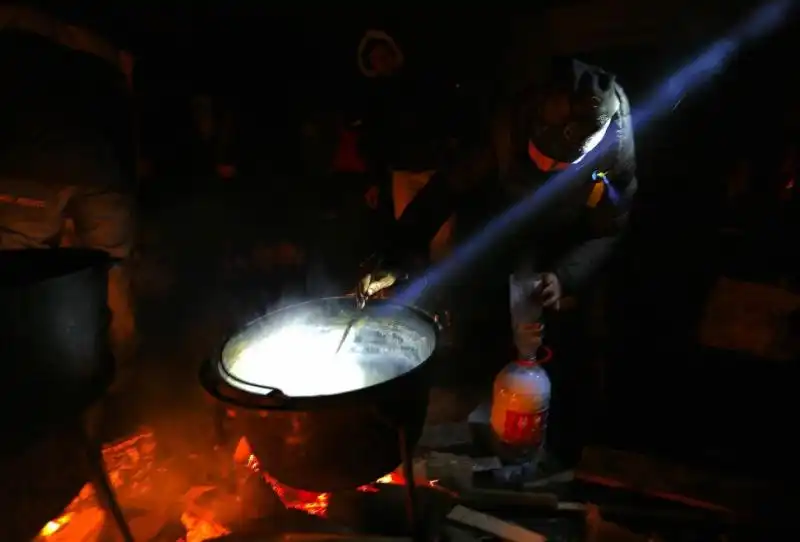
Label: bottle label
xmin=501 ymin=409 xmax=548 ymax=446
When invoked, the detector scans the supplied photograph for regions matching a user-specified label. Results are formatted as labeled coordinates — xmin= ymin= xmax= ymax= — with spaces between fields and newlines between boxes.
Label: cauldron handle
xmin=200 ymin=359 xmax=290 ymax=408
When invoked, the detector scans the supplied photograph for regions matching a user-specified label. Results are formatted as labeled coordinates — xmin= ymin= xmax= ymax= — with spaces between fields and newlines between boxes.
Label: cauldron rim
xmin=200 ymin=297 xmax=440 ymax=411
xmin=0 ymin=248 xmax=115 ymax=288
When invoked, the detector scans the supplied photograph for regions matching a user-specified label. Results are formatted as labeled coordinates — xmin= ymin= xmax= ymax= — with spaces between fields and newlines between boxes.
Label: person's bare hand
xmin=539 ymin=272 xmax=562 ymax=310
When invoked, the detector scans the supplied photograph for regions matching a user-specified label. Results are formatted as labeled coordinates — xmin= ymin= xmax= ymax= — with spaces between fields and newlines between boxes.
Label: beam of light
xmin=392 ymin=0 xmax=794 ymax=307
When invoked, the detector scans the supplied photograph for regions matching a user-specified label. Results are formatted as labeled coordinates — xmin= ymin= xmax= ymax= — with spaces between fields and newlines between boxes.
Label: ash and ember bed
xmin=33 ymin=423 xmax=760 ymax=542
xmin=34 ymin=430 xmax=448 ymax=542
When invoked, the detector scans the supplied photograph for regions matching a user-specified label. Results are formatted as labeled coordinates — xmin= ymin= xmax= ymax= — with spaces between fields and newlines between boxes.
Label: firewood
xmin=446 ymin=505 xmax=546 ymax=542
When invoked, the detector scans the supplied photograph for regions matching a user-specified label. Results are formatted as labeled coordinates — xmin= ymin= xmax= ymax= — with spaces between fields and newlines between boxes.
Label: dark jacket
xmin=391 ymin=61 xmax=637 ymax=296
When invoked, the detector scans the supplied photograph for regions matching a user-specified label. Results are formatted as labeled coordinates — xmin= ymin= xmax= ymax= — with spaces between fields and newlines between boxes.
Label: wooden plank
xmin=577 ymin=446 xmax=771 ymax=513
xmin=447 ymin=505 xmax=546 ymax=542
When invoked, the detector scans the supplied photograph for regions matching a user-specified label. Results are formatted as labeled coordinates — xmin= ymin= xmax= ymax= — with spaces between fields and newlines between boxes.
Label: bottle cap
xmin=515 ymin=346 xmax=553 ymax=367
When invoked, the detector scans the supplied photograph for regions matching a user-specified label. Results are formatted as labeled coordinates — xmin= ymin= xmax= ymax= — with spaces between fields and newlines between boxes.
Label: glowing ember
xmin=37 ymin=506 xmax=104 ymax=541
xmin=179 ymin=511 xmax=230 ymax=542
xmin=39 ymin=514 xmax=72 ymax=537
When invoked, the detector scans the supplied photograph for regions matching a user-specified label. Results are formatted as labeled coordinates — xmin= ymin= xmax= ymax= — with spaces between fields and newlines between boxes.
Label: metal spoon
xmin=339 ymin=271 xmax=399 ymax=354
xmin=335 ymin=317 xmax=358 ymax=354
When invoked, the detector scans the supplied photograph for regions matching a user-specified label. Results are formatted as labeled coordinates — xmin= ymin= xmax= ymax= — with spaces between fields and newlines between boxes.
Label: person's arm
xmin=553 ymin=86 xmax=638 ymax=295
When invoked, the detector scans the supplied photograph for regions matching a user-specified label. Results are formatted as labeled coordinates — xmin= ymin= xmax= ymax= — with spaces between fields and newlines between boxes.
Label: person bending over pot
xmin=359 ymin=58 xmax=636 ymax=307
xmin=356 ymin=57 xmax=638 ymax=466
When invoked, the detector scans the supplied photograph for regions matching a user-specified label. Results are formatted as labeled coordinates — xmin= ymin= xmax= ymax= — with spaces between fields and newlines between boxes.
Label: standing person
xmin=357 ymin=58 xmax=637 ymax=468
xmin=356 ymin=28 xmax=408 ymax=176
xmin=0 ymin=4 xmax=137 ymax=433
xmin=299 ymin=106 xmax=391 ymax=298
xmin=297 ymin=29 xmax=407 ymax=298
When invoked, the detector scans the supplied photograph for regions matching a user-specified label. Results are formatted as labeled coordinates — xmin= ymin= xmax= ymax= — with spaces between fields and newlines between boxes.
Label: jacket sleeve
xmin=554 ymin=85 xmax=637 ymax=294
xmin=388 ymin=120 xmax=500 ymax=260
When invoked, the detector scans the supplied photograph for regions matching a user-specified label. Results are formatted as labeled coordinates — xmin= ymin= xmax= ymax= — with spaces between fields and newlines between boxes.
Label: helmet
xmin=358 ymin=30 xmax=404 ymax=78
xmin=528 ymin=59 xmax=621 ymax=167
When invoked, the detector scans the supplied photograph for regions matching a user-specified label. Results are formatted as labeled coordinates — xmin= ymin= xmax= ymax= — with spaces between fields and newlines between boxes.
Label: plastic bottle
xmin=489 ymin=267 xmax=551 ymax=464
xmin=490 ymin=325 xmax=551 ymax=465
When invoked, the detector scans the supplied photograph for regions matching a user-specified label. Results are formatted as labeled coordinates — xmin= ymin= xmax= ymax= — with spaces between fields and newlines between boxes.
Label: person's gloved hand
xmin=357 ymin=270 xmax=400 ymax=307
xmin=354 ymin=254 xmax=408 ymax=308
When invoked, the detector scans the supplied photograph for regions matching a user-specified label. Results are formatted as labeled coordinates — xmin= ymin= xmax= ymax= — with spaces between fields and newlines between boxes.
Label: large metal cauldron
xmin=0 ymin=249 xmax=116 ymax=428
xmin=200 ymin=297 xmax=439 ymax=492
xmin=0 ymin=248 xmax=117 ymax=540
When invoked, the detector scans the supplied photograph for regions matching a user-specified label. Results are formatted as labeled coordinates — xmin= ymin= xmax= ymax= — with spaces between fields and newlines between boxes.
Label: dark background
xmin=28 ymin=0 xmax=800 ymax=471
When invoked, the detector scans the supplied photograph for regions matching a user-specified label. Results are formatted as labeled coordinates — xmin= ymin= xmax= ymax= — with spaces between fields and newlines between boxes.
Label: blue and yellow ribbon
xmin=586 ymin=170 xmax=619 ymax=208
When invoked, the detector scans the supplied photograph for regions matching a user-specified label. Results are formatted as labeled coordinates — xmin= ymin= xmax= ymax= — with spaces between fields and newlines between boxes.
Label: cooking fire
xmin=37 ymin=431 xmax=435 ymax=541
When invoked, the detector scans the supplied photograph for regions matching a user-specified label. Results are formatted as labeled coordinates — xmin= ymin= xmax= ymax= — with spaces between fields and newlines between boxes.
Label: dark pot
xmin=200 ymin=297 xmax=439 ymax=492
xmin=0 ymin=249 xmax=119 ymax=539
xmin=0 ymin=249 xmax=117 ymax=442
